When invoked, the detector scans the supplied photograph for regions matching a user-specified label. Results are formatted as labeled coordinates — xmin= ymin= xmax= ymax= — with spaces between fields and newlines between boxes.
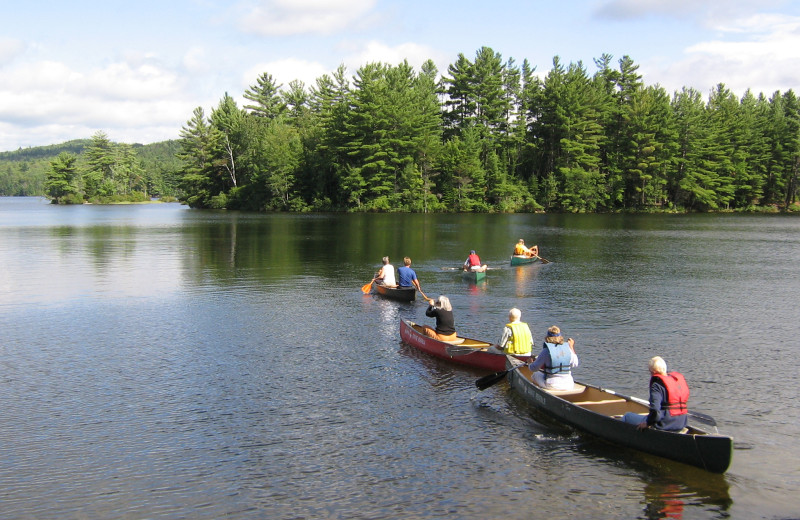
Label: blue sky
xmin=2 ymin=0 xmax=799 ymax=151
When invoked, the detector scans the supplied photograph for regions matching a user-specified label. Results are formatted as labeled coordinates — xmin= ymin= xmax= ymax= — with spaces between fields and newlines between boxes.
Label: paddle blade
xmin=537 ymin=256 xmax=550 ymax=264
xmin=475 ymin=370 xmax=509 ymax=390
xmin=446 ymin=345 xmax=482 ymax=356
xmin=361 ymin=281 xmax=373 ymax=294
xmin=689 ymin=411 xmax=717 ymax=428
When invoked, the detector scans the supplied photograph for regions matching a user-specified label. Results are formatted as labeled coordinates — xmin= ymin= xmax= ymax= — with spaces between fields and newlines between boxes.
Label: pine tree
xmin=178 ymin=106 xmax=218 ymax=208
xmin=243 ymin=72 xmax=286 ymax=119
xmin=45 ymin=152 xmax=81 ymax=203
xmin=83 ymin=131 xmax=116 ymax=198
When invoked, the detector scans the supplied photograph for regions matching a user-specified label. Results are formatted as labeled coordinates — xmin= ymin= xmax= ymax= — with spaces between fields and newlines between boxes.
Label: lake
xmin=0 ymin=197 xmax=798 ymax=519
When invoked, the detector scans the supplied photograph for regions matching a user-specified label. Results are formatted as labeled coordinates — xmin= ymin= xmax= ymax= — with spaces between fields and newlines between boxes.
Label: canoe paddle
xmin=361 ymin=279 xmax=375 ymax=294
xmin=417 ymin=287 xmax=431 ymax=302
xmin=475 ymin=363 xmax=527 ymax=390
xmin=535 ymin=255 xmax=551 ymax=264
xmin=445 ymin=345 xmax=489 ymax=356
xmin=576 ymin=381 xmax=718 ymax=428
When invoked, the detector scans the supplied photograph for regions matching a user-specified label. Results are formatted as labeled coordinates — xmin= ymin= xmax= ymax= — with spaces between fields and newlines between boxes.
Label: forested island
xmin=3 ymin=47 xmax=799 ymax=212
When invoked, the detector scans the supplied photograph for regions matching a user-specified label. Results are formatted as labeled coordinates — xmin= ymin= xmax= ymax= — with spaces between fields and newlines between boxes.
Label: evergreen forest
xmin=5 ymin=47 xmax=800 ymax=212
xmin=176 ymin=49 xmax=800 ymax=212
xmin=1 ymin=137 xmax=182 ymax=203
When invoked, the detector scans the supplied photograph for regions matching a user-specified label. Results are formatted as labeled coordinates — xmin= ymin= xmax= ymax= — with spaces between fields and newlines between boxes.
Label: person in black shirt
xmin=422 ymin=295 xmax=457 ymax=341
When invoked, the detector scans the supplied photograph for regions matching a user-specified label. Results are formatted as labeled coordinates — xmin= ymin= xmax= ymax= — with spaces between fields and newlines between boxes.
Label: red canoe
xmin=399 ymin=318 xmax=531 ymax=372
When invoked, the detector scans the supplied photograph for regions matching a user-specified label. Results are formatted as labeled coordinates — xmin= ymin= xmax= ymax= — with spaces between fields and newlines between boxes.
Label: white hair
xmin=508 ymin=308 xmax=522 ymax=321
xmin=435 ymin=295 xmax=452 ymax=311
xmin=649 ymin=356 xmax=667 ymax=375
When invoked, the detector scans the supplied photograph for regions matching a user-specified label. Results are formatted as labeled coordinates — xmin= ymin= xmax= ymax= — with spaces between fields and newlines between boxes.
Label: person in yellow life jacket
xmin=487 ymin=308 xmax=533 ymax=357
xmin=513 ymin=239 xmax=538 ymax=258
xmin=621 ymin=356 xmax=690 ymax=432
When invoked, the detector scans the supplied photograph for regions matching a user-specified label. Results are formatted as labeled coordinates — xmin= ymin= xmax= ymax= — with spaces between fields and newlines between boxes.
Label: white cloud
xmin=593 ymin=0 xmax=782 ymax=22
xmin=0 ymin=58 xmax=197 ymax=149
xmin=343 ymin=40 xmax=444 ymax=70
xmin=183 ymin=46 xmax=211 ymax=74
xmin=643 ymin=13 xmax=800 ymax=96
xmin=0 ymin=38 xmax=25 ymax=65
xmin=242 ymin=58 xmax=330 ymax=93
xmin=238 ymin=0 xmax=377 ymax=36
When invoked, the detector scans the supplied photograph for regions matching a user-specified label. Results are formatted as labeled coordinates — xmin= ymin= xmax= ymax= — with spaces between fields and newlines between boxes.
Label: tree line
xmin=175 ymin=48 xmax=800 ymax=212
xmin=40 ymin=134 xmax=181 ymax=203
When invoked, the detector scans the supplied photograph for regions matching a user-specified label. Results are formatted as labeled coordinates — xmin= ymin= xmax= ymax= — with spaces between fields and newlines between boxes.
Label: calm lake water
xmin=1 ymin=196 xmax=798 ymax=519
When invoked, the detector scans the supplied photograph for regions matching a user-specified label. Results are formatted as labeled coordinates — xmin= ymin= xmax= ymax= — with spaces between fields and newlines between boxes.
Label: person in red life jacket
xmin=622 ymin=356 xmax=690 ymax=431
xmin=463 ymin=250 xmax=487 ymax=272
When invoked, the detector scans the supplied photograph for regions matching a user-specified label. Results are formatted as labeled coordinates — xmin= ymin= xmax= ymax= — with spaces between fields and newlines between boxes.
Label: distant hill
xmin=0 ymin=139 xmax=182 ymax=197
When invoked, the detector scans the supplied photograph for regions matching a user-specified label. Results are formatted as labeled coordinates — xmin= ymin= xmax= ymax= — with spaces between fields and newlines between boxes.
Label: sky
xmin=2 ymin=0 xmax=800 ymax=152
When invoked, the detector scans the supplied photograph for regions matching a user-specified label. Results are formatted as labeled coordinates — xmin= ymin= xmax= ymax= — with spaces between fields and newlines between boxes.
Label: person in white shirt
xmin=374 ymin=256 xmax=396 ymax=287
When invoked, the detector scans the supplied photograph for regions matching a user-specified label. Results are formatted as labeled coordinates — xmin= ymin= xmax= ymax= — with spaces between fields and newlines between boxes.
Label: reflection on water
xmin=0 ymin=198 xmax=798 ymax=519
xmin=643 ymin=474 xmax=732 ymax=520
xmin=513 ymin=264 xmax=540 ymax=297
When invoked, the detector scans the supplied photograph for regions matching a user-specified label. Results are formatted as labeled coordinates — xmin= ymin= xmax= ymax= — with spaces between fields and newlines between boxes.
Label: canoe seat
xmin=573 ymin=399 xmax=626 ymax=406
xmin=547 ymin=384 xmax=586 ymax=397
xmin=443 ymin=338 xmax=465 ymax=345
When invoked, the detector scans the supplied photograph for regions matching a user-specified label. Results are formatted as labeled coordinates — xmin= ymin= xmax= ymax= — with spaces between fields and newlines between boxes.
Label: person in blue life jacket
xmin=528 ymin=325 xmax=579 ymax=391
xmin=621 ymin=356 xmax=690 ymax=432
xmin=486 ymin=308 xmax=533 ymax=357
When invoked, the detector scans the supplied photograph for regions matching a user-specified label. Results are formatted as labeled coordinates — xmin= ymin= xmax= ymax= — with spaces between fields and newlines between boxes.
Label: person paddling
xmin=487 ymin=308 xmax=533 ymax=358
xmin=463 ymin=249 xmax=488 ymax=272
xmin=422 ymin=295 xmax=458 ymax=342
xmin=397 ymin=256 xmax=423 ymax=292
xmin=374 ymin=256 xmax=396 ymax=287
xmin=621 ymin=356 xmax=690 ymax=432
xmin=514 ymin=239 xmax=539 ymax=258
xmin=528 ymin=325 xmax=578 ymax=391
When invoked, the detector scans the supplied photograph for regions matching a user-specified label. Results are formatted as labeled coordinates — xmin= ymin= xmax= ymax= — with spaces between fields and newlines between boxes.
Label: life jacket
xmin=514 ymin=244 xmax=526 ymax=255
xmin=467 ymin=253 xmax=481 ymax=266
xmin=543 ymin=342 xmax=572 ymax=375
xmin=505 ymin=322 xmax=533 ymax=355
xmin=651 ymin=372 xmax=689 ymax=416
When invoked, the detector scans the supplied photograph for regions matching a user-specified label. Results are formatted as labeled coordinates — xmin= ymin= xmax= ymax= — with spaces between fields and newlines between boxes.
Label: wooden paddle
xmin=535 ymin=255 xmax=551 ymax=264
xmin=417 ymin=287 xmax=431 ymax=302
xmin=361 ymin=279 xmax=375 ymax=294
xmin=475 ymin=363 xmax=528 ymax=390
xmin=445 ymin=345 xmax=489 ymax=356
xmin=576 ymin=381 xmax=717 ymax=428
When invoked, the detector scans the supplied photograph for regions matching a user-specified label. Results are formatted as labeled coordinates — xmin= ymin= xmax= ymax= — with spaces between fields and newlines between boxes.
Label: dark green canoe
xmin=510 ymin=255 xmax=539 ymax=266
xmin=461 ymin=269 xmax=486 ymax=283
